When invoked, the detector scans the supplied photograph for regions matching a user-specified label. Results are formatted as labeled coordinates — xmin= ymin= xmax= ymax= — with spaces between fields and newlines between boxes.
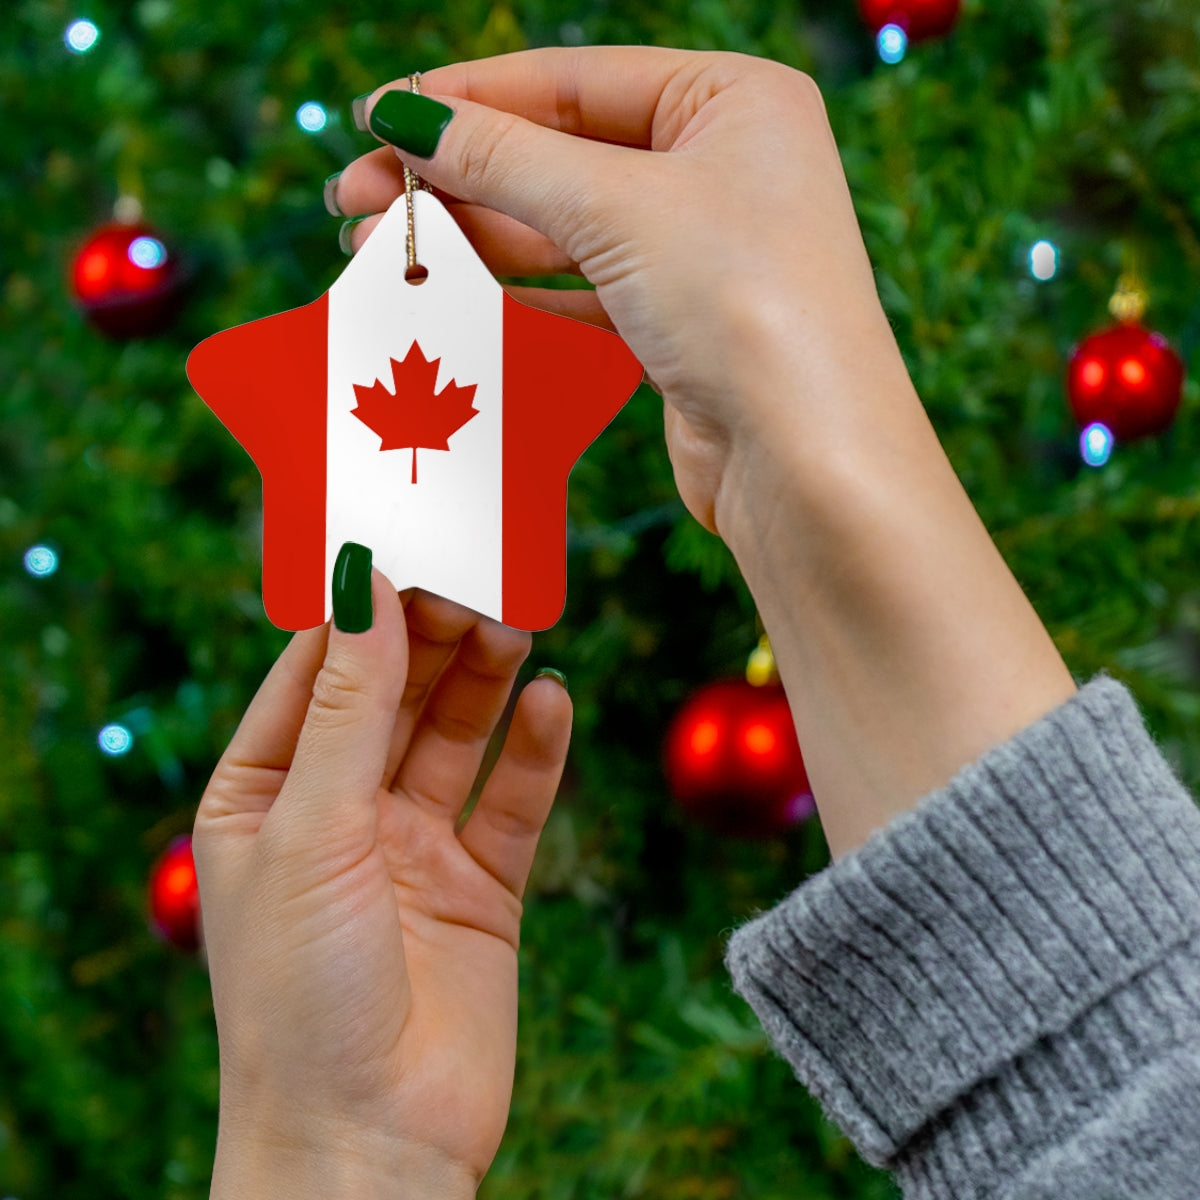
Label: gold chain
xmin=403 ymin=72 xmax=422 ymax=274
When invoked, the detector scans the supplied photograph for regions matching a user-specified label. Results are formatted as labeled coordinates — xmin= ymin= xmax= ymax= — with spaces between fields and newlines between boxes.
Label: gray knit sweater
xmin=723 ymin=674 xmax=1200 ymax=1199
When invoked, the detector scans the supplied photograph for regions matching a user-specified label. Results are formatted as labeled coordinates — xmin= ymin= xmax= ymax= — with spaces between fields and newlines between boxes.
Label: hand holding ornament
xmin=333 ymin=46 xmax=902 ymax=540
xmin=194 ymin=556 xmax=571 ymax=1200
xmin=335 ymin=46 xmax=1076 ymax=860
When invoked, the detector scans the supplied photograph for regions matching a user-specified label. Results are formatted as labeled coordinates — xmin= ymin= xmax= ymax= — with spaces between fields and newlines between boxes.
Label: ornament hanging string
xmin=1109 ymin=246 xmax=1147 ymax=325
xmin=403 ymin=73 xmax=429 ymax=284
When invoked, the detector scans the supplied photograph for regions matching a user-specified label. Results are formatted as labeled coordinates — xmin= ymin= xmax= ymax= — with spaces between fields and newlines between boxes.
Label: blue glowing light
xmin=1080 ymin=422 xmax=1114 ymax=468
xmin=1030 ymin=240 xmax=1058 ymax=281
xmin=296 ymin=102 xmax=328 ymax=133
xmin=23 ymin=545 xmax=58 ymax=577
xmin=98 ymin=723 xmax=134 ymax=756
xmin=877 ymin=24 xmax=907 ymax=64
xmin=65 ymin=19 xmax=100 ymax=53
xmin=128 ymin=236 xmax=167 ymax=269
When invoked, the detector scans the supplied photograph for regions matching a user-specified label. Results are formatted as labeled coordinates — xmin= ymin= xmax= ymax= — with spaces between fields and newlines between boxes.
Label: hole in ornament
xmin=405 ymin=263 xmax=429 ymax=285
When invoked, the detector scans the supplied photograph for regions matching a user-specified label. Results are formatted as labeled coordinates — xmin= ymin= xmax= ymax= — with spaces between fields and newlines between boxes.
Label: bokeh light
xmin=877 ymin=24 xmax=907 ymax=63
xmin=296 ymin=101 xmax=328 ymax=132
xmin=23 ymin=545 xmax=58 ymax=577
xmin=98 ymin=723 xmax=134 ymax=756
xmin=689 ymin=719 xmax=720 ymax=756
xmin=1080 ymin=422 xmax=1114 ymax=468
xmin=1119 ymin=357 xmax=1147 ymax=387
xmin=65 ymin=19 xmax=100 ymax=53
xmin=1029 ymin=240 xmax=1058 ymax=281
xmin=128 ymin=236 xmax=167 ymax=269
xmin=785 ymin=791 xmax=817 ymax=824
xmin=1079 ymin=358 xmax=1105 ymax=391
xmin=742 ymin=722 xmax=777 ymax=757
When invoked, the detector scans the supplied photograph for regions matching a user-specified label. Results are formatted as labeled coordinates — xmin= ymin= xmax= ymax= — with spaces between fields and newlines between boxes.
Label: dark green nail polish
xmin=535 ymin=667 xmax=568 ymax=693
xmin=368 ymin=89 xmax=453 ymax=159
xmin=333 ymin=542 xmax=373 ymax=633
xmin=338 ymin=215 xmax=368 ymax=256
xmin=351 ymin=93 xmax=371 ymax=132
xmin=323 ymin=172 xmax=343 ymax=217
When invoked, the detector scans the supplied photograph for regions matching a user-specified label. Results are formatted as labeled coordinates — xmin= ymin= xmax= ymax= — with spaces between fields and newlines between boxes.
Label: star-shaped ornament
xmin=187 ymin=190 xmax=644 ymax=631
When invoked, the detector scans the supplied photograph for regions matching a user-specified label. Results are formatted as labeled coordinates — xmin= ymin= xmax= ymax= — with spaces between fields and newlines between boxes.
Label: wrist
xmin=710 ymin=348 xmax=1075 ymax=859
xmin=711 ymin=302 xmax=923 ymax=561
xmin=210 ymin=1109 xmax=478 ymax=1200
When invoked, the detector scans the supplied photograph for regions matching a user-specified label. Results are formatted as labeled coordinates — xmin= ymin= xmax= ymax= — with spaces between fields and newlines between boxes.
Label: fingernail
xmin=535 ymin=667 xmax=568 ymax=693
xmin=333 ymin=542 xmax=373 ymax=633
xmin=368 ymin=89 xmax=454 ymax=159
xmin=323 ymin=171 xmax=343 ymax=217
xmin=338 ymin=215 xmax=368 ymax=256
xmin=351 ymin=92 xmax=371 ymax=132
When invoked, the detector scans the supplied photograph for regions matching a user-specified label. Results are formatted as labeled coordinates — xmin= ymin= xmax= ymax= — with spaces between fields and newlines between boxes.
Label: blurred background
xmin=2 ymin=0 xmax=1199 ymax=1196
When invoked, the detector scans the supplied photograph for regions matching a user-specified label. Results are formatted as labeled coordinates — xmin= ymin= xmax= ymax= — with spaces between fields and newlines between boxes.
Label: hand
xmin=193 ymin=573 xmax=571 ymax=1198
xmin=334 ymin=50 xmax=1076 ymax=861
xmin=333 ymin=47 xmax=910 ymax=538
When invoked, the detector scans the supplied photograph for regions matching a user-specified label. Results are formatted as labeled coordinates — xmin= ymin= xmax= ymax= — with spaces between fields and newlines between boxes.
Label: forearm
xmin=714 ymin=323 xmax=1077 ymax=859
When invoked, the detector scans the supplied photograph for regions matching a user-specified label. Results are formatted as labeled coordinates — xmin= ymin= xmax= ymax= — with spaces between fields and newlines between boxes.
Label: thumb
xmin=271 ymin=543 xmax=407 ymax=851
xmin=362 ymin=86 xmax=638 ymax=266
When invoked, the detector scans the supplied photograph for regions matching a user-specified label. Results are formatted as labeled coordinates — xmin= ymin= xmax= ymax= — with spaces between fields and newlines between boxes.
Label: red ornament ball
xmin=664 ymin=679 xmax=814 ymax=839
xmin=858 ymin=0 xmax=961 ymax=41
xmin=148 ymin=835 xmax=201 ymax=952
xmin=1066 ymin=322 xmax=1185 ymax=442
xmin=71 ymin=222 xmax=184 ymax=338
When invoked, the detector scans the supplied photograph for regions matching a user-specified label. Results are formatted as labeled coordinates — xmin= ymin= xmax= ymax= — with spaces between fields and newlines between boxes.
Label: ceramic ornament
xmin=187 ymin=190 xmax=643 ymax=631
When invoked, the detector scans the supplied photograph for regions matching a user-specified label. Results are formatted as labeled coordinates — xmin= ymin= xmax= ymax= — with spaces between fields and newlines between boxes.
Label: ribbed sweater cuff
xmin=723 ymin=675 xmax=1200 ymax=1183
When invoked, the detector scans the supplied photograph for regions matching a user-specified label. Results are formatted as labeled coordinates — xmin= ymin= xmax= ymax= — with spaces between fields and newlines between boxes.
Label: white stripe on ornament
xmin=325 ymin=191 xmax=505 ymax=621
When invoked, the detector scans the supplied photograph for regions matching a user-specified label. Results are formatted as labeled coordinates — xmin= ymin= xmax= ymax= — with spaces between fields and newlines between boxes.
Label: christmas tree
xmin=2 ymin=1 xmax=1198 ymax=1197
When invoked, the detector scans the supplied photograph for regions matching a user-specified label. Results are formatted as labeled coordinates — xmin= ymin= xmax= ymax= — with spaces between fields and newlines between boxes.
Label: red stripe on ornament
xmin=186 ymin=293 xmax=329 ymax=629
xmin=500 ymin=294 xmax=643 ymax=631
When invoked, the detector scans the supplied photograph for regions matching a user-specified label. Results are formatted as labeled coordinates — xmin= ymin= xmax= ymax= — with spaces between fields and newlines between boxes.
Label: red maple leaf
xmin=350 ymin=341 xmax=479 ymax=483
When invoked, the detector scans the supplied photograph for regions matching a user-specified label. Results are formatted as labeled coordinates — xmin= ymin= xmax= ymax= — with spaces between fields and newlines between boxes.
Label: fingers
xmin=341 ymin=211 xmax=384 ymax=253
xmin=330 ymin=144 xmax=409 ymax=213
xmin=417 ymin=46 xmax=704 ymax=148
xmin=502 ymin=286 xmax=615 ymax=331
xmin=196 ymin=624 xmax=330 ymax=824
xmin=389 ymin=610 xmax=531 ymax=825
xmin=336 ymin=174 xmax=579 ymax=277
xmin=381 ymin=590 xmax=514 ymax=787
xmin=448 ymin=205 xmax=579 ymax=275
xmin=360 ymin=81 xmax=644 ymax=261
xmin=457 ymin=673 xmax=572 ymax=900
xmin=268 ymin=568 xmax=409 ymax=851
xmin=193 ymin=624 xmax=330 ymax=899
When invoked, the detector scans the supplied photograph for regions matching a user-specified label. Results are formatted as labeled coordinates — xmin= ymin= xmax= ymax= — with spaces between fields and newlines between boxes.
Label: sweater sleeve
xmin=722 ymin=674 xmax=1200 ymax=1200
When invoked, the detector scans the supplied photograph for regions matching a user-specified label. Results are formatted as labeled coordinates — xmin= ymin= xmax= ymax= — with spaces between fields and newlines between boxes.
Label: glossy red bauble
xmin=1066 ymin=322 xmax=1184 ymax=442
xmin=664 ymin=679 xmax=814 ymax=839
xmin=148 ymin=835 xmax=201 ymax=952
xmin=858 ymin=0 xmax=961 ymax=41
xmin=71 ymin=222 xmax=184 ymax=338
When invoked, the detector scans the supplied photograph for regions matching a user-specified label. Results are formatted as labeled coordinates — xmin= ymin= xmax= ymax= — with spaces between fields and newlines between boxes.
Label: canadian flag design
xmin=186 ymin=190 xmax=643 ymax=631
